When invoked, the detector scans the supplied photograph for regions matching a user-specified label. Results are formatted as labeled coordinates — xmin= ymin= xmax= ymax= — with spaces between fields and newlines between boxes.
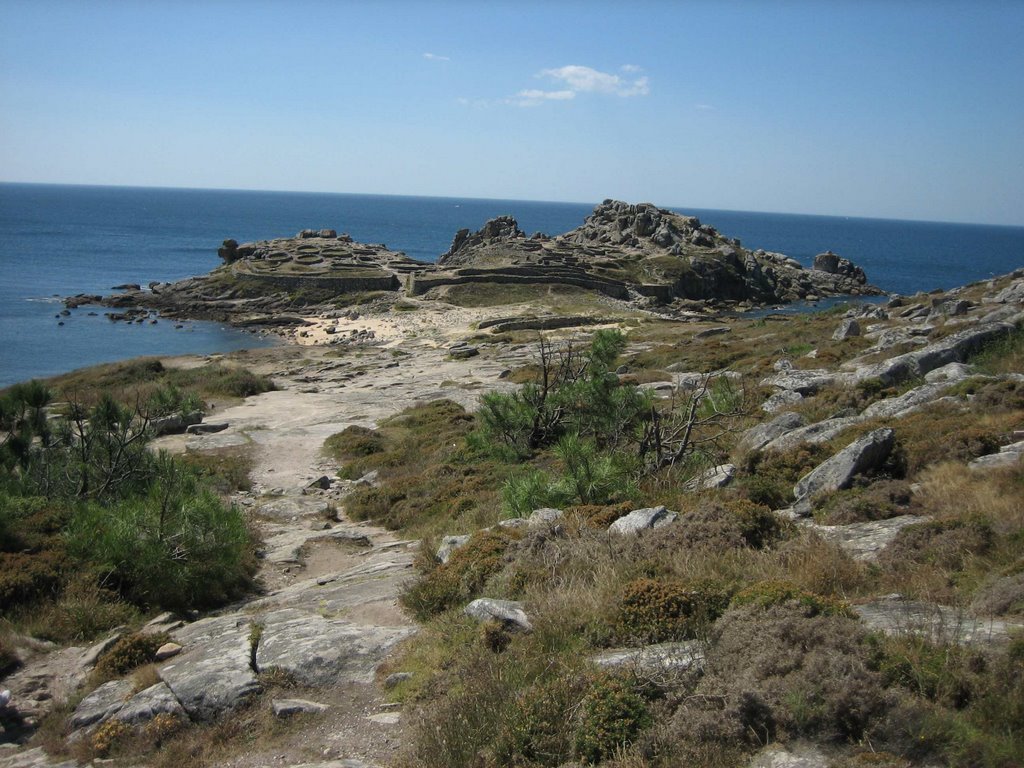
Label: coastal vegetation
xmin=0 ymin=364 xmax=271 ymax=644
xmin=328 ymin=294 xmax=1024 ymax=768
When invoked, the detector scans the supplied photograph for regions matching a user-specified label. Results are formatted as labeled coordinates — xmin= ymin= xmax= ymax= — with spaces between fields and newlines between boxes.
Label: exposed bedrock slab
xmin=849 ymin=321 xmax=1015 ymax=385
xmin=763 ymin=416 xmax=862 ymax=453
xmin=608 ymin=506 xmax=677 ymax=534
xmin=114 ymin=682 xmax=187 ymax=725
xmin=591 ymin=641 xmax=705 ymax=675
xmin=761 ymin=369 xmax=845 ymax=395
xmin=69 ymin=679 xmax=133 ymax=730
xmin=684 ymin=463 xmax=735 ymax=491
xmin=793 ymin=428 xmax=895 ymax=501
xmin=464 ymin=598 xmax=533 ymax=633
xmin=738 ymin=411 xmax=806 ymax=453
xmin=254 ymin=608 xmax=412 ymax=686
xmin=861 ymin=381 xmax=954 ymax=420
xmin=806 ymin=515 xmax=929 ymax=561
xmin=748 ymin=743 xmax=830 ymax=768
xmin=855 ymin=595 xmax=1024 ymax=646
xmin=436 ymin=534 xmax=471 ymax=564
xmin=159 ymin=614 xmax=261 ymax=722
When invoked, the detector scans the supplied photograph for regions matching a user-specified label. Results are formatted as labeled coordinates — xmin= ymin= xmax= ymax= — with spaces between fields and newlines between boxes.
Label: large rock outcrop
xmin=429 ymin=200 xmax=879 ymax=305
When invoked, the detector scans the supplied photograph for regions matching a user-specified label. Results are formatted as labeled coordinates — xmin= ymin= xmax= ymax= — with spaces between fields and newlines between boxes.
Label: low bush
xmin=612 ymin=577 xmax=731 ymax=644
xmin=502 ymin=436 xmax=638 ymax=515
xmin=323 ymin=424 xmax=385 ymax=466
xmin=730 ymin=580 xmax=854 ymax=618
xmin=741 ymin=444 xmax=832 ymax=506
xmin=65 ymin=459 xmax=256 ymax=611
xmin=497 ymin=672 xmax=589 ymax=765
xmin=165 ymin=364 xmax=277 ymax=399
xmin=815 ymin=479 xmax=914 ymax=525
xmin=879 ymin=516 xmax=994 ymax=573
xmin=401 ymin=529 xmax=519 ymax=620
xmin=867 ymin=639 xmax=1024 ymax=767
xmin=178 ymin=448 xmax=254 ymax=493
xmin=336 ymin=400 xmax=507 ymax=537
xmin=670 ymin=602 xmax=888 ymax=745
xmin=970 ymin=570 xmax=1024 ymax=616
xmin=574 ymin=674 xmax=652 ymax=764
xmin=0 ymin=636 xmax=20 ymax=677
xmin=868 ymin=634 xmax=981 ymax=709
xmin=27 ymin=578 xmax=139 ymax=643
xmin=94 ymin=632 xmax=171 ymax=679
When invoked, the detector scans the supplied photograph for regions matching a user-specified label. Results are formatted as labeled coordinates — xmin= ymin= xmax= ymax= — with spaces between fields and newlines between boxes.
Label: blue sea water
xmin=1 ymin=182 xmax=1022 ymax=388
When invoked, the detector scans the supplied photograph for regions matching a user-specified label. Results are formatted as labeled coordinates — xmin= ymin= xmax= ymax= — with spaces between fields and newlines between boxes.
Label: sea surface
xmin=1 ymin=183 xmax=1022 ymax=388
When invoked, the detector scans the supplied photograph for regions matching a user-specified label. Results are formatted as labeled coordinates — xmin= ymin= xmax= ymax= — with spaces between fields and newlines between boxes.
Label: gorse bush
xmin=574 ymin=674 xmax=652 ymax=763
xmin=94 ymin=631 xmax=171 ymax=679
xmin=612 ymin=577 xmax=731 ymax=644
xmin=730 ymin=580 xmax=855 ymax=618
xmin=401 ymin=528 xmax=519 ymax=620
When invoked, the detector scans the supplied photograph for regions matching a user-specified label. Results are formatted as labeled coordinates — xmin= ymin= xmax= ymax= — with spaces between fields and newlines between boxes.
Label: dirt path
xmin=1 ymin=318 xmax=530 ymax=768
xmin=153 ymin=333 xmax=526 ymax=767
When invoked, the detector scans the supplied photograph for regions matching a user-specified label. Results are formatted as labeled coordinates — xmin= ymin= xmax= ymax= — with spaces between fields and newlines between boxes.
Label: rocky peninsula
xmin=64 ymin=200 xmax=881 ymax=334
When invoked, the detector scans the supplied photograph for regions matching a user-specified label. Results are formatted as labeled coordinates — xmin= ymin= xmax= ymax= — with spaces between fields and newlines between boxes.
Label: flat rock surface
xmin=255 ymin=608 xmax=412 ymax=687
xmin=158 ymin=614 xmax=260 ymax=722
xmin=855 ymin=596 xmax=1024 ymax=645
xmin=807 ymin=515 xmax=929 ymax=561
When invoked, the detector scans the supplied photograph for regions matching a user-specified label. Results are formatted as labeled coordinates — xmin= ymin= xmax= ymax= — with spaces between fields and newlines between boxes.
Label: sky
xmin=1 ymin=0 xmax=1022 ymax=226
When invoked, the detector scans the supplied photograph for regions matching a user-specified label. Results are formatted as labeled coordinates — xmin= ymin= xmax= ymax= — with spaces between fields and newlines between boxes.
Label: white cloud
xmin=694 ymin=103 xmax=716 ymax=111
xmin=620 ymin=64 xmax=643 ymax=73
xmin=538 ymin=64 xmax=650 ymax=97
xmin=510 ymin=88 xmax=577 ymax=107
xmin=423 ymin=52 xmax=450 ymax=62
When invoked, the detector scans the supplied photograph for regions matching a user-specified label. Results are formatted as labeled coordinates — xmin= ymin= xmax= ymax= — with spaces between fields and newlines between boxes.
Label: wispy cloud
xmin=507 ymin=64 xmax=650 ymax=107
xmin=510 ymin=88 xmax=576 ymax=107
xmin=694 ymin=103 xmax=716 ymax=111
xmin=423 ymin=52 xmax=450 ymax=62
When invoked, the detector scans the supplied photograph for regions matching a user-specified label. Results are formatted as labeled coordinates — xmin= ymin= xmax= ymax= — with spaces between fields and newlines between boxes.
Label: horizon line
xmin=2 ymin=178 xmax=1021 ymax=231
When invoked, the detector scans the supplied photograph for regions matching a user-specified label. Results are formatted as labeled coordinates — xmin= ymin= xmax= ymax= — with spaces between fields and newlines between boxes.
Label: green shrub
xmin=66 ymin=457 xmax=256 ymax=611
xmin=815 ymin=479 xmax=913 ymax=525
xmin=731 ymin=580 xmax=854 ymax=618
xmin=146 ymin=384 xmax=203 ymax=419
xmin=95 ymin=632 xmax=171 ymax=679
xmin=574 ymin=674 xmax=652 ymax=763
xmin=868 ymin=634 xmax=979 ymax=708
xmin=613 ymin=577 xmax=732 ymax=644
xmin=167 ymin=364 xmax=276 ymax=399
xmin=502 ymin=469 xmax=571 ymax=517
xmin=323 ymin=424 xmax=385 ymax=464
xmin=880 ymin=516 xmax=994 ymax=573
xmin=401 ymin=529 xmax=518 ymax=620
xmin=670 ymin=602 xmax=887 ymax=745
xmin=497 ymin=673 xmax=588 ymax=765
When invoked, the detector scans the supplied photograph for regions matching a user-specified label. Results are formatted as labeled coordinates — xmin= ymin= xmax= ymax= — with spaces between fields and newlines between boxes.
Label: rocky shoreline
xmin=62 ymin=200 xmax=882 ymax=338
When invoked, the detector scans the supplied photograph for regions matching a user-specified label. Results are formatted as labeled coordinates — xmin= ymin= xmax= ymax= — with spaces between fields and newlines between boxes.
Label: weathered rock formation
xmin=429 ymin=200 xmax=880 ymax=305
xmin=69 ymin=201 xmax=880 ymax=327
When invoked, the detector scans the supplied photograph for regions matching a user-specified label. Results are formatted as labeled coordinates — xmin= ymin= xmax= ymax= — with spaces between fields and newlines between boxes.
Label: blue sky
xmin=1 ymin=0 xmax=1022 ymax=225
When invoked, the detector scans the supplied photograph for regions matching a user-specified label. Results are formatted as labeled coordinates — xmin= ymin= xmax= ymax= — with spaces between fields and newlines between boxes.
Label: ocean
xmin=1 ymin=182 xmax=1022 ymax=388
